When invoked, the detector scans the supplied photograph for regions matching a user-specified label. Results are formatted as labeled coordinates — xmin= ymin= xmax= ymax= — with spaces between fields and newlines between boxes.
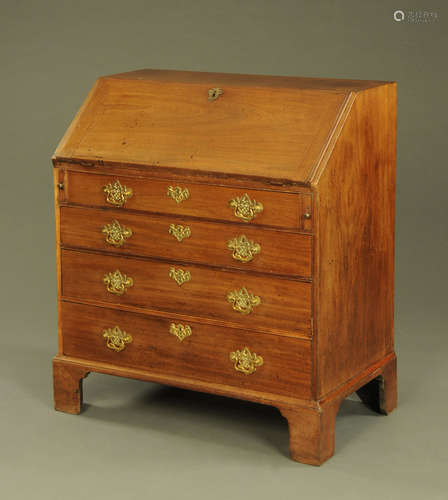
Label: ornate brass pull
xmin=103 ymin=269 xmax=133 ymax=295
xmin=102 ymin=220 xmax=133 ymax=247
xmin=227 ymin=287 xmax=261 ymax=314
xmin=167 ymin=186 xmax=190 ymax=204
xmin=226 ymin=235 xmax=261 ymax=263
xmin=169 ymin=267 xmax=191 ymax=286
xmin=208 ymin=88 xmax=223 ymax=101
xmin=230 ymin=347 xmax=263 ymax=375
xmin=168 ymin=224 xmax=191 ymax=242
xmin=103 ymin=179 xmax=133 ymax=207
xmin=229 ymin=193 xmax=263 ymax=222
xmin=103 ymin=326 xmax=133 ymax=352
xmin=169 ymin=323 xmax=192 ymax=342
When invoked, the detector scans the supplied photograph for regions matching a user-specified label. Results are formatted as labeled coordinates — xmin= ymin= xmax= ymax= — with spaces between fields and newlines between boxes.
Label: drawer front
xmin=61 ymin=249 xmax=312 ymax=334
xmin=61 ymin=301 xmax=312 ymax=399
xmin=63 ymin=171 xmax=307 ymax=230
xmin=60 ymin=206 xmax=312 ymax=278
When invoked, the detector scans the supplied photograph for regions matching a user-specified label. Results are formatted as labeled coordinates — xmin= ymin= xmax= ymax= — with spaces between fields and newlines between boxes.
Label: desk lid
xmin=54 ymin=69 xmax=392 ymax=185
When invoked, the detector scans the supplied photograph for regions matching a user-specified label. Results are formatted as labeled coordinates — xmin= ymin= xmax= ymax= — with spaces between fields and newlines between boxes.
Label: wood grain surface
xmin=61 ymin=301 xmax=312 ymax=399
xmin=54 ymin=75 xmax=349 ymax=183
xmin=61 ymin=249 xmax=312 ymax=334
xmin=53 ymin=359 xmax=89 ymax=414
xmin=312 ymin=83 xmax=396 ymax=398
xmin=60 ymin=205 xmax=312 ymax=277
xmin=63 ymin=170 xmax=306 ymax=229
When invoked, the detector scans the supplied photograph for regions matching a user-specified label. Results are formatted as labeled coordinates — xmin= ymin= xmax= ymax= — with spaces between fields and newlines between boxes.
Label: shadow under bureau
xmin=52 ymin=69 xmax=397 ymax=465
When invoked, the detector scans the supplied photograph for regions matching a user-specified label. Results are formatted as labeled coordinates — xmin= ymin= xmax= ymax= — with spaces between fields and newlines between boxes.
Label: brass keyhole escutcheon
xmin=169 ymin=323 xmax=192 ymax=342
xmin=168 ymin=224 xmax=191 ymax=242
xmin=208 ymin=88 xmax=223 ymax=101
xmin=169 ymin=267 xmax=191 ymax=286
xmin=167 ymin=185 xmax=190 ymax=204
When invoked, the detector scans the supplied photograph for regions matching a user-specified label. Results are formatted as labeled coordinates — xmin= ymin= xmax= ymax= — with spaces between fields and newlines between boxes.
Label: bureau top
xmin=54 ymin=69 xmax=394 ymax=186
xmin=105 ymin=69 xmax=391 ymax=91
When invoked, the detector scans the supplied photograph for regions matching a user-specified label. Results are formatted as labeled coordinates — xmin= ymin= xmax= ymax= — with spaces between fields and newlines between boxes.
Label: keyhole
xmin=208 ymin=88 xmax=223 ymax=101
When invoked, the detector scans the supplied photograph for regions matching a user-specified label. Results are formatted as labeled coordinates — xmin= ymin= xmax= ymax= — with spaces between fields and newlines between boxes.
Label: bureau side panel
xmin=313 ymin=84 xmax=396 ymax=398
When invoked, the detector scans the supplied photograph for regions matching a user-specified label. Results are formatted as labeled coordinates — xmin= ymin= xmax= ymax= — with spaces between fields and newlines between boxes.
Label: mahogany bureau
xmin=52 ymin=69 xmax=397 ymax=465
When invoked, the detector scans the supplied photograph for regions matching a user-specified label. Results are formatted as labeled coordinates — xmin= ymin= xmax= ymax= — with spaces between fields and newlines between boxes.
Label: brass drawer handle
xmin=169 ymin=267 xmax=191 ymax=286
xmin=230 ymin=347 xmax=263 ymax=375
xmin=103 ymin=326 xmax=133 ymax=352
xmin=103 ymin=269 xmax=133 ymax=295
xmin=167 ymin=185 xmax=190 ymax=203
xmin=103 ymin=179 xmax=133 ymax=207
xmin=102 ymin=220 xmax=133 ymax=247
xmin=227 ymin=235 xmax=261 ymax=263
xmin=227 ymin=287 xmax=261 ymax=314
xmin=229 ymin=193 xmax=263 ymax=222
xmin=168 ymin=224 xmax=191 ymax=242
xmin=170 ymin=323 xmax=192 ymax=342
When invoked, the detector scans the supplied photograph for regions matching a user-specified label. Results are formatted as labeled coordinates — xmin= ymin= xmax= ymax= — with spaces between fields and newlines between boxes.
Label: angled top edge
xmin=106 ymin=68 xmax=394 ymax=92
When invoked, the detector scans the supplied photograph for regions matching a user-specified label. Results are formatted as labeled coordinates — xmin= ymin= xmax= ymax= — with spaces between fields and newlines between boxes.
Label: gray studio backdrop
xmin=1 ymin=1 xmax=447 ymax=500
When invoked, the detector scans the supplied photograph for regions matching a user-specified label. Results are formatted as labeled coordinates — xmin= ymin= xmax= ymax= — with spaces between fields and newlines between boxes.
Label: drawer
xmin=60 ymin=206 xmax=312 ymax=278
xmin=62 ymin=170 xmax=311 ymax=230
xmin=61 ymin=301 xmax=312 ymax=400
xmin=61 ymin=249 xmax=312 ymax=334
